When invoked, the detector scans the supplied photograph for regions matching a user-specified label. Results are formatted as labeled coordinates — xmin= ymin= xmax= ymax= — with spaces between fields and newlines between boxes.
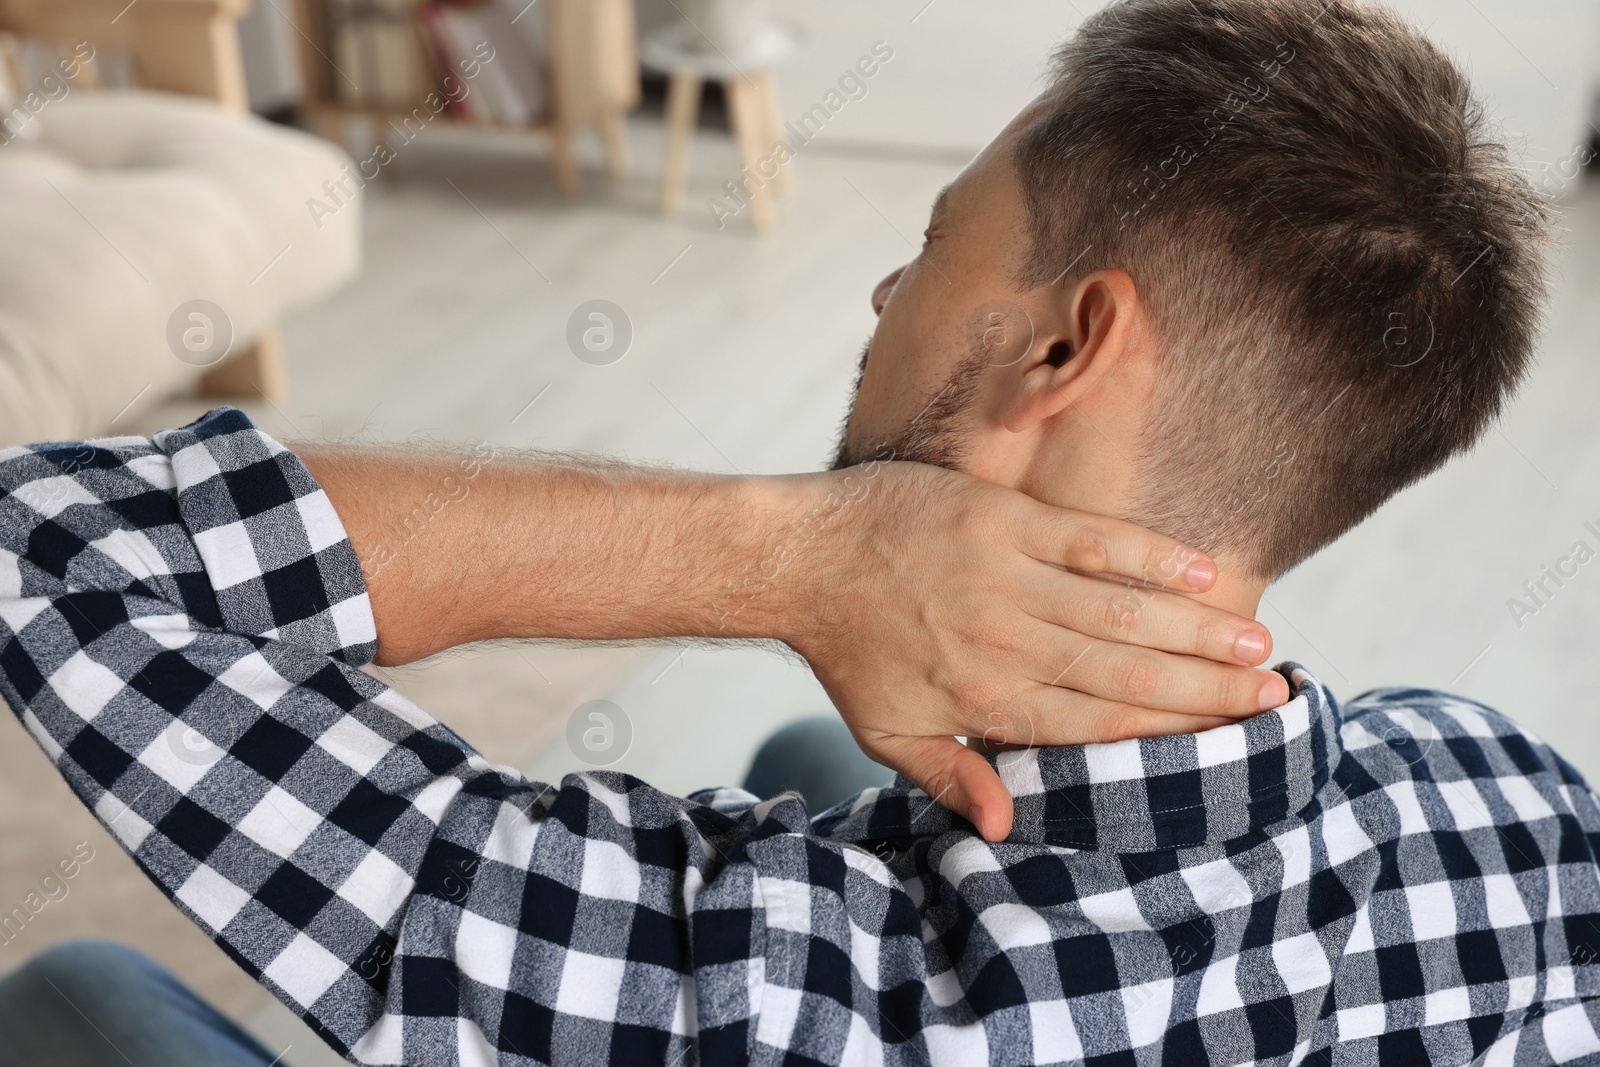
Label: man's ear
xmin=1001 ymin=270 xmax=1140 ymax=433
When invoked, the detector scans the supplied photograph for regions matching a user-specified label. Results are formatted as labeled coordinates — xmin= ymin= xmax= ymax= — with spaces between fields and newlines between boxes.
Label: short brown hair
xmin=1013 ymin=0 xmax=1552 ymax=578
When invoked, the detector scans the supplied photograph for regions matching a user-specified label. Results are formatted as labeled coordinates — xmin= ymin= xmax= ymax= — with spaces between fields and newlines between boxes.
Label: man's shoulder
xmin=1334 ymin=683 xmax=1595 ymax=796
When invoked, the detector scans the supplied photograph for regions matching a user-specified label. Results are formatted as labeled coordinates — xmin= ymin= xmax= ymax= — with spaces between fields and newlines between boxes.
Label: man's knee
xmin=755 ymin=716 xmax=851 ymax=763
xmin=6 ymin=939 xmax=160 ymax=1005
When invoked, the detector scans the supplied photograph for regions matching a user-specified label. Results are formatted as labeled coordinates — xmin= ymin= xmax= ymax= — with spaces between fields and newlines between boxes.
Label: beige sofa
xmin=0 ymin=90 xmax=360 ymax=444
xmin=0 ymin=0 xmax=360 ymax=446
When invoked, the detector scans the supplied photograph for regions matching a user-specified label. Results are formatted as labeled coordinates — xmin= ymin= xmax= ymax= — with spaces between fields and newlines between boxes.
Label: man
xmin=1 ymin=0 xmax=1593 ymax=1064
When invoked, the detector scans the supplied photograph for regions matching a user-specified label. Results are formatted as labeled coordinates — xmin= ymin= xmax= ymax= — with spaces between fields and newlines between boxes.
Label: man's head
xmin=835 ymin=0 xmax=1551 ymax=590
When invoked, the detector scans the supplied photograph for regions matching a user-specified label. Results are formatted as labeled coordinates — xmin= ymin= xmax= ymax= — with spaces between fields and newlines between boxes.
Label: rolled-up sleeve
xmin=0 ymin=408 xmax=767 ymax=1065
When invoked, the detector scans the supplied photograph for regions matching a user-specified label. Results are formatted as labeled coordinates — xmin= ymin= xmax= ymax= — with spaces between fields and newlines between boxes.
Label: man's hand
xmin=768 ymin=461 xmax=1284 ymax=843
xmin=298 ymin=444 xmax=1279 ymax=845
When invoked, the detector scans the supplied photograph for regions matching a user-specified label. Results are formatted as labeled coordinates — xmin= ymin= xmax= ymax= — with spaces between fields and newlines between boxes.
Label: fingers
xmin=959 ymin=685 xmax=1239 ymax=748
xmin=867 ymin=733 xmax=1016 ymax=843
xmin=864 ymin=701 xmax=1239 ymax=845
xmin=1026 ymin=566 xmax=1274 ymax=665
xmin=1017 ymin=505 xmax=1215 ymax=592
xmin=1027 ymin=625 xmax=1289 ymax=717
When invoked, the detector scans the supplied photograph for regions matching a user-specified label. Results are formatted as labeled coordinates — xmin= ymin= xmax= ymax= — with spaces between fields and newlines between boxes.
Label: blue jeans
xmin=741 ymin=715 xmax=893 ymax=812
xmin=0 ymin=718 xmax=887 ymax=1066
xmin=0 ymin=940 xmax=282 ymax=1067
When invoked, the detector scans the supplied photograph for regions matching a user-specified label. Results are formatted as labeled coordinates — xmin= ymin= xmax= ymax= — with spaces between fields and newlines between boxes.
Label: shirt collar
xmin=993 ymin=663 xmax=1341 ymax=850
xmin=823 ymin=664 xmax=1342 ymax=852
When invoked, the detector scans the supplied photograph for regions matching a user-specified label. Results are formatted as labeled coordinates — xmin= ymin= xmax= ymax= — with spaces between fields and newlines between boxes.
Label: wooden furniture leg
xmin=200 ymin=324 xmax=288 ymax=403
xmin=599 ymin=109 xmax=631 ymax=178
xmin=549 ymin=123 xmax=582 ymax=200
xmin=725 ymin=76 xmax=778 ymax=233
xmin=546 ymin=0 xmax=639 ymax=199
xmin=660 ymin=69 xmax=702 ymax=217
xmin=752 ymin=69 xmax=791 ymax=195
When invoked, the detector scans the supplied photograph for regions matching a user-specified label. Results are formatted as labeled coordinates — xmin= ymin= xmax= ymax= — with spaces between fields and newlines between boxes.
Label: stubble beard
xmin=831 ymin=340 xmax=989 ymax=473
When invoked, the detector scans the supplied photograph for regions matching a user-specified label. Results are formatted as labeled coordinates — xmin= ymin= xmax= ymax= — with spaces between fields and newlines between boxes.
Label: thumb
xmin=868 ymin=734 xmax=1016 ymax=843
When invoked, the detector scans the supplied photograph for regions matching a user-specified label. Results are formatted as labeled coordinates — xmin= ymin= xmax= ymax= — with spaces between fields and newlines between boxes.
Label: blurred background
xmin=0 ymin=1 xmax=1597 ymax=1062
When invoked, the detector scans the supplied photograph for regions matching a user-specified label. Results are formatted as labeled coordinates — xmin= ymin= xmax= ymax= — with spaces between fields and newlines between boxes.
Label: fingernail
xmin=967 ymin=803 xmax=984 ymax=832
xmin=1185 ymin=559 xmax=1216 ymax=588
xmin=1235 ymin=631 xmax=1267 ymax=663
xmin=1258 ymin=676 xmax=1285 ymax=710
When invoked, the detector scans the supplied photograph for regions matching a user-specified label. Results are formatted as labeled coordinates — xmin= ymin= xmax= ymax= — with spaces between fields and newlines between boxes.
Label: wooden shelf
xmin=293 ymin=0 xmax=640 ymax=198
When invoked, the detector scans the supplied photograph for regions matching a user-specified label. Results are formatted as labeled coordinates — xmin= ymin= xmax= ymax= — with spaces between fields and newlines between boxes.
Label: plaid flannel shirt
xmin=4 ymin=408 xmax=1600 ymax=1067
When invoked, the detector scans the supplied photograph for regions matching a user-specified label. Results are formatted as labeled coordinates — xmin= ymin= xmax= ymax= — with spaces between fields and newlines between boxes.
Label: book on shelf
xmin=317 ymin=0 xmax=554 ymax=126
xmin=418 ymin=0 xmax=550 ymax=126
xmin=416 ymin=2 xmax=483 ymax=121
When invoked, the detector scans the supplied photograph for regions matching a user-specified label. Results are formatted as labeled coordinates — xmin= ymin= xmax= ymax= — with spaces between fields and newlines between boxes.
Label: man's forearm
xmin=295 ymin=430 xmax=1287 ymax=843
xmin=296 ymin=444 xmax=832 ymax=666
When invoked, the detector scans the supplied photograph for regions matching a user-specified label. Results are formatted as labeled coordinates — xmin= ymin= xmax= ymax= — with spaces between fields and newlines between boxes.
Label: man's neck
xmin=1180 ymin=569 xmax=1266 ymax=621
xmin=1013 ymin=470 xmax=1269 ymax=621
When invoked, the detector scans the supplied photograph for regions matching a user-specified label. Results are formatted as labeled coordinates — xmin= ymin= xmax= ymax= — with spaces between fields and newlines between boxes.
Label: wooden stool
xmin=642 ymin=22 xmax=797 ymax=234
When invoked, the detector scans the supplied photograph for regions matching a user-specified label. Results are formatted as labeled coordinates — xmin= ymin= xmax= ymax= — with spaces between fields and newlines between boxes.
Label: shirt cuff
xmin=153 ymin=407 xmax=378 ymax=665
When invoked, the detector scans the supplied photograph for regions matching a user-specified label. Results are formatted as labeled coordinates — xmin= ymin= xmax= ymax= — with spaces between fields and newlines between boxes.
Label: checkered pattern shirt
xmin=4 ymin=409 xmax=1600 ymax=1066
